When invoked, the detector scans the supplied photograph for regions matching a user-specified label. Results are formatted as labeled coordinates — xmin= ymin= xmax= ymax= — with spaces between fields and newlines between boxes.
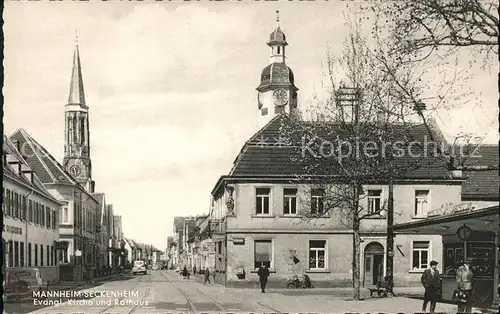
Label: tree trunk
xmin=352 ymin=184 xmax=361 ymax=300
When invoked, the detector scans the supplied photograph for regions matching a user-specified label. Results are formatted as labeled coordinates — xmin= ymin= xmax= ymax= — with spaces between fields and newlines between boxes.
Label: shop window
xmin=256 ymin=188 xmax=271 ymax=215
xmin=309 ymin=240 xmax=327 ymax=270
xmin=412 ymin=241 xmax=430 ymax=270
xmin=283 ymin=188 xmax=297 ymax=215
xmin=254 ymin=239 xmax=272 ymax=269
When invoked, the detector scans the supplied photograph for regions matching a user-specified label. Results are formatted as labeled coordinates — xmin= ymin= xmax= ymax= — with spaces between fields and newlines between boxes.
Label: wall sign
xmin=232 ymin=238 xmax=245 ymax=245
xmin=3 ymin=225 xmax=23 ymax=235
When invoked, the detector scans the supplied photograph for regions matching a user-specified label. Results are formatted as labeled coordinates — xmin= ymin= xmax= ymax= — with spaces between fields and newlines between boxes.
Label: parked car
xmin=132 ymin=260 xmax=147 ymax=275
xmin=4 ymin=268 xmax=47 ymax=302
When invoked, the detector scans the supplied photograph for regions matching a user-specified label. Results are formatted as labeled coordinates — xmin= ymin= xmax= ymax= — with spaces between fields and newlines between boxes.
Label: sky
xmin=3 ymin=1 xmax=498 ymax=250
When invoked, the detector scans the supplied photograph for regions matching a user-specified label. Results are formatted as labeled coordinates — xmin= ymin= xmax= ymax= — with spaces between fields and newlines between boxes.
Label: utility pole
xmin=386 ymin=173 xmax=395 ymax=295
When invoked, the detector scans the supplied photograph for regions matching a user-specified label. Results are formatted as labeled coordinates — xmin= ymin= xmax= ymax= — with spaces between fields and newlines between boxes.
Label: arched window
xmin=80 ymin=118 xmax=85 ymax=145
xmin=277 ymin=46 xmax=281 ymax=54
xmin=72 ymin=116 xmax=78 ymax=142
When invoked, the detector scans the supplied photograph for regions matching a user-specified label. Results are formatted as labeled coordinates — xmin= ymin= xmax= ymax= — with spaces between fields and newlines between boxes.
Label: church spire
xmin=68 ymin=33 xmax=86 ymax=106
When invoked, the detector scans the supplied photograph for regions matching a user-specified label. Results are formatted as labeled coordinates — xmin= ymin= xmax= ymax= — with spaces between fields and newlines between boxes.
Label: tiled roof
xmin=10 ymin=129 xmax=76 ymax=185
xmin=3 ymin=135 xmax=60 ymax=204
xmin=461 ymin=144 xmax=499 ymax=200
xmin=124 ymin=238 xmax=136 ymax=249
xmin=229 ymin=114 xmax=451 ymax=179
xmin=10 ymin=129 xmax=99 ymax=203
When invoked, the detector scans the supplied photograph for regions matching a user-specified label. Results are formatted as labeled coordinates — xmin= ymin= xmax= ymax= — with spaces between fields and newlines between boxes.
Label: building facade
xmin=3 ymin=137 xmax=62 ymax=283
xmin=202 ymin=17 xmax=474 ymax=289
xmin=113 ymin=215 xmax=124 ymax=266
xmin=10 ymin=42 xmax=102 ymax=281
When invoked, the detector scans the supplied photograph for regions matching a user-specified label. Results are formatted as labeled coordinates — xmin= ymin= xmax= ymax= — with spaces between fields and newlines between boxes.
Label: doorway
xmin=364 ymin=242 xmax=385 ymax=286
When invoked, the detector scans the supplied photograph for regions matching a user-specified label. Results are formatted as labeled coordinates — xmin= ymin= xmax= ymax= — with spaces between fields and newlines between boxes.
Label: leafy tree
xmin=375 ymin=0 xmax=498 ymax=60
xmin=279 ymin=20 xmax=448 ymax=300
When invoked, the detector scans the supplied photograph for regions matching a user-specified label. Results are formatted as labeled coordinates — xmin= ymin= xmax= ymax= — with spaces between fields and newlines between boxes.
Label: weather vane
xmin=276 ymin=10 xmax=280 ymax=27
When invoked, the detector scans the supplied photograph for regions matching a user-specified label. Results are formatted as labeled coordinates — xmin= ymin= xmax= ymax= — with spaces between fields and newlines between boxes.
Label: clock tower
xmin=63 ymin=38 xmax=92 ymax=191
xmin=256 ymin=11 xmax=299 ymax=129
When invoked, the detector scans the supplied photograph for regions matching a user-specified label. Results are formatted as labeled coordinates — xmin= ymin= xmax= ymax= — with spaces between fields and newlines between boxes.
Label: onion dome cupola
xmin=256 ymin=11 xmax=299 ymax=129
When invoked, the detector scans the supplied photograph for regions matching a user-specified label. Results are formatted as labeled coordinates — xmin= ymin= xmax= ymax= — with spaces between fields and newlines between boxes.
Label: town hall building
xmin=204 ymin=14 xmax=498 ymax=295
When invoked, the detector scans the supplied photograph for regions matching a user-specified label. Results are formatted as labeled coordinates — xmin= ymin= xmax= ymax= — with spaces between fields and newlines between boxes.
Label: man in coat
xmin=421 ymin=260 xmax=440 ymax=313
xmin=456 ymin=258 xmax=474 ymax=313
xmin=257 ymin=263 xmax=270 ymax=293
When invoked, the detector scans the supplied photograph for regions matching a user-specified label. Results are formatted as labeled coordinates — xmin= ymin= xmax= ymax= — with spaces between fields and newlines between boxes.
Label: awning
xmin=394 ymin=204 xmax=499 ymax=235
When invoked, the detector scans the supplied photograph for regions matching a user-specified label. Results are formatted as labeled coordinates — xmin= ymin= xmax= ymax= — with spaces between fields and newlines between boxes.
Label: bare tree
xmin=374 ymin=0 xmax=498 ymax=60
xmin=279 ymin=20 xmax=450 ymax=300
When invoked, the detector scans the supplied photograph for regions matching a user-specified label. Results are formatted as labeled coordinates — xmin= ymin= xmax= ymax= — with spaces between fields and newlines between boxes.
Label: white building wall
xmin=3 ymin=179 xmax=60 ymax=283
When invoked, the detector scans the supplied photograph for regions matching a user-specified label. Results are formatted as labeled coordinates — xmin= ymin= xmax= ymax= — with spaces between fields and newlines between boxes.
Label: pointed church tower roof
xmin=68 ymin=36 xmax=86 ymax=106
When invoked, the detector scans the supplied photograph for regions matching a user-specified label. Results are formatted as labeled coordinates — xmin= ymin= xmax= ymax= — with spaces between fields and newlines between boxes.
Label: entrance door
xmin=364 ymin=242 xmax=385 ymax=286
xmin=364 ymin=255 xmax=374 ymax=286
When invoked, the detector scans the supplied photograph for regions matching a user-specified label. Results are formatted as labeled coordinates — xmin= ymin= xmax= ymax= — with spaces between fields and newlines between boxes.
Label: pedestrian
xmin=204 ymin=268 xmax=211 ymax=284
xmin=193 ymin=266 xmax=197 ymax=275
xmin=257 ymin=263 xmax=270 ymax=293
xmin=456 ymin=258 xmax=474 ymax=313
xmin=421 ymin=260 xmax=440 ymax=313
xmin=182 ymin=266 xmax=188 ymax=278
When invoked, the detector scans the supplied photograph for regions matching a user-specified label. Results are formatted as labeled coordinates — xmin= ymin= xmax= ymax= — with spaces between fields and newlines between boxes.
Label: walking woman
xmin=456 ymin=258 xmax=474 ymax=313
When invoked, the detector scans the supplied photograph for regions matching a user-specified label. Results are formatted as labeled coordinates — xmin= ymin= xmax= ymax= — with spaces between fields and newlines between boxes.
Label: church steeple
xmin=63 ymin=35 xmax=93 ymax=192
xmin=68 ymin=35 xmax=86 ymax=106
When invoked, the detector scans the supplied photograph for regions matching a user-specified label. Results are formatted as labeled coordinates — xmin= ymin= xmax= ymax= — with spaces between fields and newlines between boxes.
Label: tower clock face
xmin=69 ymin=165 xmax=82 ymax=177
xmin=273 ymin=89 xmax=288 ymax=106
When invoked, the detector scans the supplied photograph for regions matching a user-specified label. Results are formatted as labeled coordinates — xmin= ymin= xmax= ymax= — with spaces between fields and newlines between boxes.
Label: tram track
xmin=98 ymin=272 xmax=151 ymax=314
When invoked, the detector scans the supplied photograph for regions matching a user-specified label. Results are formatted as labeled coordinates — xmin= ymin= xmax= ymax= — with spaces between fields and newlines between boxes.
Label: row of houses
xmin=3 ymin=134 xmax=126 ymax=282
xmin=167 ymin=18 xmax=499 ymax=310
xmin=2 ymin=42 xmax=127 ymax=282
xmin=122 ymin=238 xmax=163 ymax=266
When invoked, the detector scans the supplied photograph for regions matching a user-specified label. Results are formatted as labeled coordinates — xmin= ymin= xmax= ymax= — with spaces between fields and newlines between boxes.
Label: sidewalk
xmin=47 ymin=273 xmax=124 ymax=291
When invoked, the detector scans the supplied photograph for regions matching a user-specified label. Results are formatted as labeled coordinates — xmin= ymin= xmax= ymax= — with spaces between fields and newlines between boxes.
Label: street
xmin=4 ymin=270 xmax=471 ymax=314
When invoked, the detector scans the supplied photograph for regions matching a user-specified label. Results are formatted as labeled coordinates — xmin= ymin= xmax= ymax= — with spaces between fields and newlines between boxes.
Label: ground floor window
xmin=28 ymin=243 xmax=32 ymax=267
xmin=34 ymin=244 xmax=38 ymax=266
xmin=8 ymin=241 xmax=13 ymax=267
xmin=412 ymin=241 xmax=430 ymax=270
xmin=254 ymin=239 xmax=272 ymax=269
xmin=309 ymin=240 xmax=326 ymax=269
xmin=14 ymin=241 xmax=19 ymax=267
xmin=20 ymin=242 xmax=24 ymax=267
